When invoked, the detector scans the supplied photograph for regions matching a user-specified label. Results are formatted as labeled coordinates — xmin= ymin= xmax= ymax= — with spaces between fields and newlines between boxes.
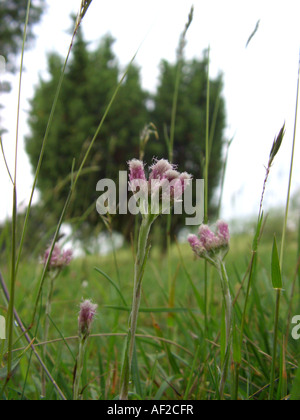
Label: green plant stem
xmin=204 ymin=46 xmax=210 ymax=223
xmin=41 ymin=271 xmax=57 ymax=397
xmin=216 ymin=259 xmax=232 ymax=399
xmin=119 ymin=216 xmax=153 ymax=400
xmin=6 ymin=0 xmax=31 ymax=383
xmin=15 ymin=3 xmax=94 ymax=277
xmin=73 ymin=336 xmax=88 ymax=400
xmin=0 ymin=271 xmax=66 ymax=400
xmin=280 ymin=51 xmax=299 ymax=268
xmin=269 ymin=288 xmax=281 ymax=400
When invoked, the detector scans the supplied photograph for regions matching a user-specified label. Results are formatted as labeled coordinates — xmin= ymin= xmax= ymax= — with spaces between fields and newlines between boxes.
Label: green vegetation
xmin=0 ymin=0 xmax=299 ymax=401
xmin=24 ymin=23 xmax=226 ymax=242
xmin=0 ymin=231 xmax=299 ymax=400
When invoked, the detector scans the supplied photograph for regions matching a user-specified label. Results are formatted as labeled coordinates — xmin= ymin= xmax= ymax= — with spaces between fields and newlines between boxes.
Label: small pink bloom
xmin=198 ymin=225 xmax=219 ymax=251
xmin=188 ymin=234 xmax=204 ymax=254
xmin=149 ymin=159 xmax=174 ymax=180
xmin=43 ymin=243 xmax=73 ymax=269
xmin=216 ymin=220 xmax=230 ymax=246
xmin=78 ymin=299 xmax=98 ymax=337
xmin=188 ymin=221 xmax=230 ymax=262
xmin=128 ymin=159 xmax=146 ymax=182
xmin=128 ymin=157 xmax=192 ymax=214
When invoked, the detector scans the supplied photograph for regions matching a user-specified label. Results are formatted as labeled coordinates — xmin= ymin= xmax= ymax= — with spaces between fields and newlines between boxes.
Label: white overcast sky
xmin=0 ymin=0 xmax=299 ymax=224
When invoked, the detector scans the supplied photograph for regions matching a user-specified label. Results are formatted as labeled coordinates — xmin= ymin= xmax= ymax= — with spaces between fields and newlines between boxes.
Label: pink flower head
xmin=149 ymin=159 xmax=174 ymax=180
xmin=78 ymin=299 xmax=98 ymax=338
xmin=216 ymin=220 xmax=230 ymax=245
xmin=43 ymin=243 xmax=73 ymax=270
xmin=179 ymin=172 xmax=192 ymax=191
xmin=188 ymin=220 xmax=230 ymax=262
xmin=188 ymin=234 xmax=204 ymax=254
xmin=128 ymin=159 xmax=146 ymax=182
xmin=198 ymin=225 xmax=220 ymax=251
xmin=128 ymin=157 xmax=192 ymax=216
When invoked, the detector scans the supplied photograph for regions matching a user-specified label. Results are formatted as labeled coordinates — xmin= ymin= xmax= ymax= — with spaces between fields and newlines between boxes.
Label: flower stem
xmin=119 ymin=216 xmax=153 ymax=400
xmin=73 ymin=337 xmax=87 ymax=400
xmin=269 ymin=288 xmax=281 ymax=400
xmin=217 ymin=259 xmax=232 ymax=399
xmin=41 ymin=272 xmax=57 ymax=396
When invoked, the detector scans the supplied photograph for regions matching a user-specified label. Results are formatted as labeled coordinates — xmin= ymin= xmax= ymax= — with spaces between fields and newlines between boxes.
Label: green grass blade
xmin=271 ymin=236 xmax=282 ymax=290
xmin=94 ymin=267 xmax=127 ymax=307
xmin=291 ymin=364 xmax=300 ymax=400
xmin=183 ymin=345 xmax=200 ymax=400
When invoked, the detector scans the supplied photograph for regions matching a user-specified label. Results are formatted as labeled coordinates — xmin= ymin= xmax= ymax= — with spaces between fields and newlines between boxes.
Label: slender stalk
xmin=273 ymin=51 xmax=300 ymax=400
xmin=0 ymin=271 xmax=66 ymax=400
xmin=15 ymin=1 xmax=94 ymax=276
xmin=269 ymin=288 xmax=281 ymax=400
xmin=167 ymin=6 xmax=193 ymax=310
xmin=279 ymin=50 xmax=299 ymax=268
xmin=73 ymin=337 xmax=88 ymax=400
xmin=41 ymin=272 xmax=57 ymax=396
xmin=217 ymin=259 xmax=232 ymax=399
xmin=201 ymin=47 xmax=211 ymax=341
xmin=204 ymin=46 xmax=210 ymax=224
xmin=30 ymin=49 xmax=138 ymax=327
xmin=6 ymin=0 xmax=31 ymax=381
xmin=119 ymin=216 xmax=153 ymax=400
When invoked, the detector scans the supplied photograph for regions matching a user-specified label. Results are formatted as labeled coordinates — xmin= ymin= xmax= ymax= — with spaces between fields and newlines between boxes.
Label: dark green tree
xmin=26 ymin=29 xmax=227 ymax=242
xmin=25 ymin=30 xmax=150 ymax=238
xmin=149 ymin=51 xmax=226 ymax=223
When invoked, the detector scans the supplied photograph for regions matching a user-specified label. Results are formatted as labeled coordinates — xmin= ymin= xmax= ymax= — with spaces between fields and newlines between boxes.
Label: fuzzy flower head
xmin=43 ymin=243 xmax=73 ymax=270
xmin=78 ymin=299 xmax=98 ymax=338
xmin=127 ymin=158 xmax=192 ymax=218
xmin=128 ymin=159 xmax=146 ymax=183
xmin=188 ymin=220 xmax=230 ymax=264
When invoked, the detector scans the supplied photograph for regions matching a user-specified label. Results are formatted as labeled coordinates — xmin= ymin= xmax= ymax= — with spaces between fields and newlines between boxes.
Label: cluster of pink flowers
xmin=128 ymin=158 xmax=192 ymax=204
xmin=43 ymin=243 xmax=73 ymax=270
xmin=78 ymin=299 xmax=98 ymax=338
xmin=188 ymin=220 xmax=230 ymax=262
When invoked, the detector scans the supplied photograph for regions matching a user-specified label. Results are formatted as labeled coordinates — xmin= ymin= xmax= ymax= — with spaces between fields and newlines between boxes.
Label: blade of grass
xmin=6 ymin=0 xmax=31 ymax=384
xmin=183 ymin=345 xmax=200 ymax=400
xmin=167 ymin=6 xmax=193 ymax=324
xmin=278 ymin=51 xmax=300 ymax=401
xmin=15 ymin=1 xmax=94 ymax=276
xmin=30 ymin=49 xmax=140 ymax=326
xmin=0 ymin=271 xmax=66 ymax=400
xmin=0 ymin=136 xmax=13 ymax=185
xmin=279 ymin=51 xmax=299 ymax=268
xmin=269 ymin=236 xmax=283 ymax=400
xmin=94 ymin=267 xmax=127 ymax=307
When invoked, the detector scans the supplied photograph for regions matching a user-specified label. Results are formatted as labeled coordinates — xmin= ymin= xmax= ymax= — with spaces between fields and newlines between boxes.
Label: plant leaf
xmin=271 ymin=236 xmax=282 ymax=289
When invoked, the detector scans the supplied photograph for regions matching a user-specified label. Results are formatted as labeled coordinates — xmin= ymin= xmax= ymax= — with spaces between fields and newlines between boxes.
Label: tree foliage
xmin=25 ymin=29 xmax=227 ymax=241
xmin=0 ymin=0 xmax=45 ymax=71
xmin=150 ymin=52 xmax=226 ymax=213
xmin=26 ymin=29 xmax=149 ymax=238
